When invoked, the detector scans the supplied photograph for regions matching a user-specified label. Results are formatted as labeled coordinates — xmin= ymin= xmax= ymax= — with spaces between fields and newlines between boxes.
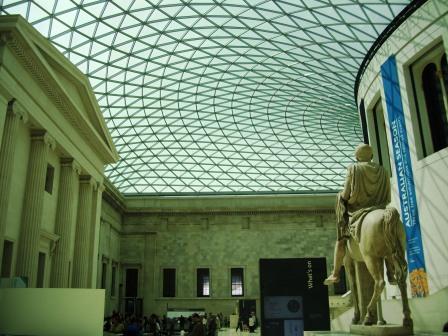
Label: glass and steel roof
xmin=0 ymin=1 xmax=410 ymax=195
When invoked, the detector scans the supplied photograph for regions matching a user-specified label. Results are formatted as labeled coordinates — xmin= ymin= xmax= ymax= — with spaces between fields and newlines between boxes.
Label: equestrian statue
xmin=324 ymin=144 xmax=412 ymax=330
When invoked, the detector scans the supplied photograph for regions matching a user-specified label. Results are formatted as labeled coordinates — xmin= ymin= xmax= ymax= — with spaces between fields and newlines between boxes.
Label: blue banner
xmin=381 ymin=55 xmax=428 ymax=297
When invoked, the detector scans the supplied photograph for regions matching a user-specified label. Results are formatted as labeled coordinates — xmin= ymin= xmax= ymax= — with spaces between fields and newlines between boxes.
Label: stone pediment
xmin=0 ymin=15 xmax=118 ymax=164
xmin=37 ymin=46 xmax=106 ymax=142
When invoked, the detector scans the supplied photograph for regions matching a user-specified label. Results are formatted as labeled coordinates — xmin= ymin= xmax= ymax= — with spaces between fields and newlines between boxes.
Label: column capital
xmin=30 ymin=130 xmax=56 ymax=151
xmin=7 ymin=99 xmax=28 ymax=124
xmin=79 ymin=175 xmax=96 ymax=188
xmin=96 ymin=182 xmax=106 ymax=193
xmin=60 ymin=158 xmax=82 ymax=175
xmin=86 ymin=179 xmax=105 ymax=192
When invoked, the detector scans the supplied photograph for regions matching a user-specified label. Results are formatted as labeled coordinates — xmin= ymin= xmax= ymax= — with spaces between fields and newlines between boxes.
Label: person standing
xmin=190 ymin=313 xmax=205 ymax=336
xmin=235 ymin=315 xmax=243 ymax=333
xmin=248 ymin=312 xmax=257 ymax=333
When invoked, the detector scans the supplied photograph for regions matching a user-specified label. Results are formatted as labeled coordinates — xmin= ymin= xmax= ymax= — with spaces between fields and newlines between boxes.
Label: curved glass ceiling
xmin=0 ymin=1 xmax=410 ymax=194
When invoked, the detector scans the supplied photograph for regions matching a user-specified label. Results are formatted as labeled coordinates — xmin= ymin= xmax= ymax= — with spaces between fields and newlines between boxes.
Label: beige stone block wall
xmin=118 ymin=209 xmax=336 ymax=317
xmin=98 ymin=198 xmax=123 ymax=315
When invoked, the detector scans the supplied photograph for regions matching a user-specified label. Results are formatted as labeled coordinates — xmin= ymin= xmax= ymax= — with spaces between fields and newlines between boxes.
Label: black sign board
xmin=260 ymin=258 xmax=330 ymax=335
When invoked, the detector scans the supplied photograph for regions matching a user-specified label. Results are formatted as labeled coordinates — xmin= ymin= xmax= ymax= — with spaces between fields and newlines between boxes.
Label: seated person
xmin=324 ymin=144 xmax=390 ymax=285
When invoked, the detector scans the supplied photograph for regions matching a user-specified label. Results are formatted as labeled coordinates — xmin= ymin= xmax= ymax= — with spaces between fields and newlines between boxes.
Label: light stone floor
xmin=217 ymin=329 xmax=351 ymax=336
xmin=104 ymin=328 xmax=447 ymax=336
xmin=217 ymin=328 xmax=448 ymax=335
xmin=218 ymin=328 xmax=261 ymax=335
xmin=216 ymin=329 xmax=349 ymax=336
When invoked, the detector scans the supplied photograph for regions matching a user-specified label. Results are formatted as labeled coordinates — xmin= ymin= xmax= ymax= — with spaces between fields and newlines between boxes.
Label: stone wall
xmin=98 ymin=198 xmax=123 ymax=315
xmin=119 ymin=203 xmax=337 ymax=316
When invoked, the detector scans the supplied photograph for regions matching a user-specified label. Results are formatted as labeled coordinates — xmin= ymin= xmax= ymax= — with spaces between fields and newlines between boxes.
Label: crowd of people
xmin=103 ymin=311 xmax=230 ymax=336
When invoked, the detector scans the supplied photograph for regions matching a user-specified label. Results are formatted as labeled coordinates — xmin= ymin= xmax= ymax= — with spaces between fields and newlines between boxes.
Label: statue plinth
xmin=350 ymin=324 xmax=413 ymax=336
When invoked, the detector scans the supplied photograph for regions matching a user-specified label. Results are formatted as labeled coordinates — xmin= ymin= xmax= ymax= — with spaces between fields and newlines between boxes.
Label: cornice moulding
xmin=103 ymin=178 xmax=126 ymax=213
xmin=124 ymin=208 xmax=334 ymax=217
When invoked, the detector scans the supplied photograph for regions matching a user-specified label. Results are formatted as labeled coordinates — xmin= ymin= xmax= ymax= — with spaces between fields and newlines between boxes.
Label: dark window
xmin=441 ymin=54 xmax=448 ymax=98
xmin=36 ymin=252 xmax=46 ymax=288
xmin=1 ymin=240 xmax=13 ymax=278
xmin=197 ymin=268 xmax=210 ymax=297
xmin=110 ymin=265 xmax=117 ymax=296
xmin=231 ymin=268 xmax=244 ymax=296
xmin=372 ymin=100 xmax=392 ymax=176
xmin=101 ymin=262 xmax=107 ymax=289
xmin=422 ymin=61 xmax=448 ymax=152
xmin=359 ymin=100 xmax=369 ymax=145
xmin=111 ymin=265 xmax=117 ymax=296
xmin=125 ymin=268 xmax=138 ymax=297
xmin=163 ymin=268 xmax=176 ymax=297
xmin=45 ymin=164 xmax=54 ymax=194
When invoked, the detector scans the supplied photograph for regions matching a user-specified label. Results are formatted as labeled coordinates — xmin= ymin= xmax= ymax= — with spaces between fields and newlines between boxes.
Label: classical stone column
xmin=0 ymin=96 xmax=8 ymax=147
xmin=0 ymin=100 xmax=27 ymax=275
xmin=71 ymin=175 xmax=95 ymax=288
xmin=50 ymin=158 xmax=81 ymax=288
xmin=88 ymin=182 xmax=105 ymax=288
xmin=16 ymin=130 xmax=55 ymax=287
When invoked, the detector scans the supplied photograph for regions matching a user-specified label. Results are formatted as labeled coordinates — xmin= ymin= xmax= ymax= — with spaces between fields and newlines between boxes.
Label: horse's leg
xmin=376 ymin=296 xmax=386 ymax=325
xmin=362 ymin=256 xmax=385 ymax=326
xmin=398 ymin=276 xmax=413 ymax=329
xmin=344 ymin=251 xmax=360 ymax=324
xmin=385 ymin=256 xmax=397 ymax=285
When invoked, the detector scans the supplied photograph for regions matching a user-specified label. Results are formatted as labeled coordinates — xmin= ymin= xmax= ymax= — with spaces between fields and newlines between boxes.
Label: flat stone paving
xmin=217 ymin=328 xmax=447 ymax=336
xmin=307 ymin=332 xmax=446 ymax=336
xmin=103 ymin=328 xmax=447 ymax=336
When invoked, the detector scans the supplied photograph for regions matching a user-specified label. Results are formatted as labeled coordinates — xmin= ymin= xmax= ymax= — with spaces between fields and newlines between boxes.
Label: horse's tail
xmin=383 ymin=207 xmax=408 ymax=282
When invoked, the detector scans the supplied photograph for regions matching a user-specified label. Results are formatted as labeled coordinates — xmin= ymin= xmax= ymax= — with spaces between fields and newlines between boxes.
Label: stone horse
xmin=343 ymin=206 xmax=412 ymax=328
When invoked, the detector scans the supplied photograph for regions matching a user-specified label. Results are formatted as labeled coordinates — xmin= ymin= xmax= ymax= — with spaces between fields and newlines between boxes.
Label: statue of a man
xmin=324 ymin=143 xmax=391 ymax=285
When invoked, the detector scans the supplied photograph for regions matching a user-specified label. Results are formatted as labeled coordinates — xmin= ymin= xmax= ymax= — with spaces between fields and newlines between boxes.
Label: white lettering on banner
xmin=306 ymin=260 xmax=313 ymax=289
xmin=391 ymin=119 xmax=412 ymax=228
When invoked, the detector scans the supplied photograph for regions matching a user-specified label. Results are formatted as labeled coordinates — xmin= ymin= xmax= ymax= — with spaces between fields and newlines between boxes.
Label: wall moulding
xmin=124 ymin=208 xmax=334 ymax=217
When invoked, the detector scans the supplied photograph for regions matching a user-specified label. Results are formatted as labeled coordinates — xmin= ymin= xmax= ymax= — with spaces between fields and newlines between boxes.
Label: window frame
xmin=36 ymin=252 xmax=46 ymax=288
xmin=111 ymin=263 xmax=117 ymax=297
xmin=44 ymin=164 xmax=55 ymax=194
xmin=101 ymin=258 xmax=108 ymax=290
xmin=196 ymin=267 xmax=210 ymax=297
xmin=367 ymin=98 xmax=392 ymax=176
xmin=125 ymin=267 xmax=139 ymax=298
xmin=162 ymin=268 xmax=176 ymax=298
xmin=230 ymin=267 xmax=244 ymax=297
xmin=408 ymin=41 xmax=448 ymax=159
xmin=1 ymin=240 xmax=14 ymax=278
